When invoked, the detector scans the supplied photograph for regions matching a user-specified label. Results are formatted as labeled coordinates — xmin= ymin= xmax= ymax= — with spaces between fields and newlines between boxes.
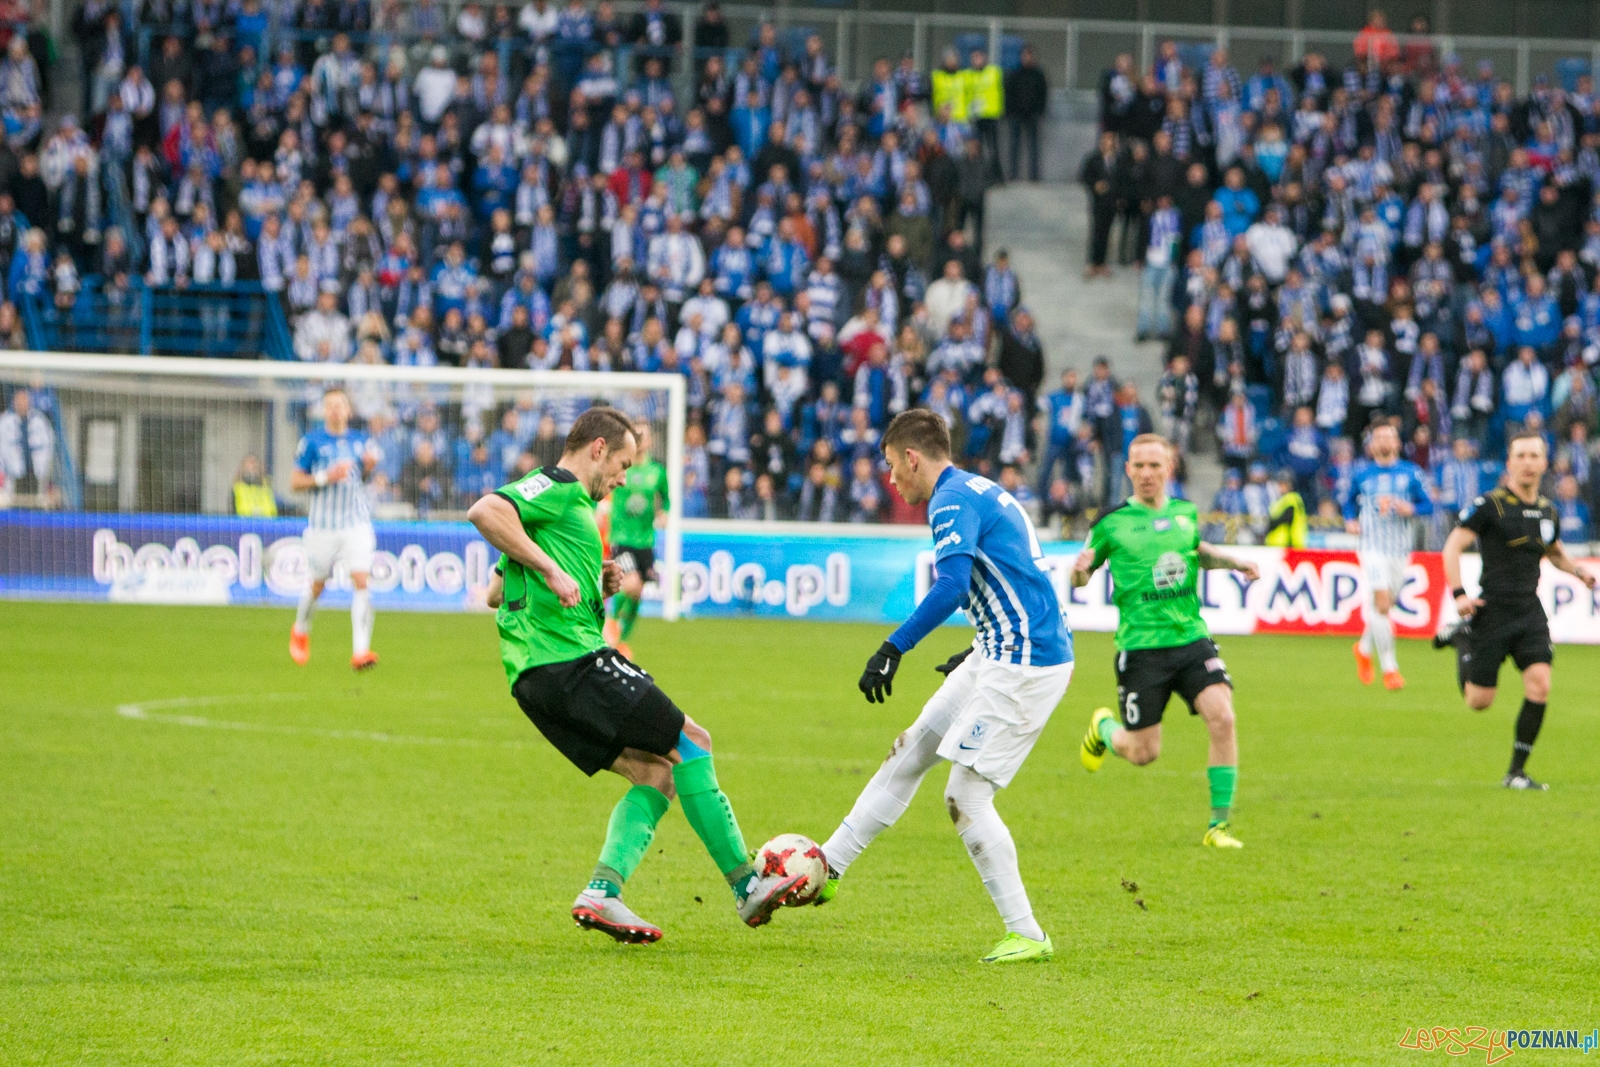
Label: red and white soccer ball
xmin=754 ymin=833 xmax=828 ymax=905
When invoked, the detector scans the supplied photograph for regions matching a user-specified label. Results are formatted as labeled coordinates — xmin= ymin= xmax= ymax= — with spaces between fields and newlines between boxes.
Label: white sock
xmin=946 ymin=764 xmax=1044 ymax=941
xmin=1370 ymin=612 xmax=1397 ymax=672
xmin=822 ymin=721 xmax=943 ymax=876
xmin=295 ymin=589 xmax=316 ymax=633
xmin=1358 ymin=625 xmax=1373 ymax=655
xmin=351 ymin=588 xmax=373 ymax=655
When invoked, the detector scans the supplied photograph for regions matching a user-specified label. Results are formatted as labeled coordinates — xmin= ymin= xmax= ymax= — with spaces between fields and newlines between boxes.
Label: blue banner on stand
xmin=0 ymin=512 xmax=1084 ymax=622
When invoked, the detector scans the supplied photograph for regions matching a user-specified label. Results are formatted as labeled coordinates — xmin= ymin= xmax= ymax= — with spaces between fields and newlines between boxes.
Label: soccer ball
xmin=754 ymin=833 xmax=828 ymax=905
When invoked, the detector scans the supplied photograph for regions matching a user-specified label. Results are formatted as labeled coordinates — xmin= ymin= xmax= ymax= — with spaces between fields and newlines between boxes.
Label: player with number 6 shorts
xmin=815 ymin=410 xmax=1073 ymax=964
xmin=1074 ymin=434 xmax=1259 ymax=849
xmin=288 ymin=387 xmax=381 ymax=671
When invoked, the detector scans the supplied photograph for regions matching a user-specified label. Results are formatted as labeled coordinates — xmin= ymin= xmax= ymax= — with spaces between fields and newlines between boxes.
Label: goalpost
xmin=0 ymin=351 xmax=688 ymax=620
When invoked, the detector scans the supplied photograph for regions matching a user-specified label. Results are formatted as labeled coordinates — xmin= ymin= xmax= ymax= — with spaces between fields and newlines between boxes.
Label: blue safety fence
xmin=21 ymin=279 xmax=294 ymax=360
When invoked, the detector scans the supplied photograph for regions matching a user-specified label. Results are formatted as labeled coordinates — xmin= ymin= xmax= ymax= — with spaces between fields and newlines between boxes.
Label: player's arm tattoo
xmin=1198 ymin=542 xmax=1260 ymax=581
xmin=1545 ymin=540 xmax=1598 ymax=587
xmin=1196 ymin=543 xmax=1241 ymax=569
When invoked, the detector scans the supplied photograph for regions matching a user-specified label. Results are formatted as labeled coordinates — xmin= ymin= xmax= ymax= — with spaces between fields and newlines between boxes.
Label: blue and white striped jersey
xmin=929 ymin=466 xmax=1072 ymax=667
xmin=1342 ymin=459 xmax=1434 ymax=558
xmin=295 ymin=429 xmax=374 ymax=529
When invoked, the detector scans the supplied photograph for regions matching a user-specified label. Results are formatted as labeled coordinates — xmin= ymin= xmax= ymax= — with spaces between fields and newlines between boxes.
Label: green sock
xmin=1097 ymin=715 xmax=1120 ymax=752
xmin=618 ymin=594 xmax=641 ymax=639
xmin=592 ymin=784 xmax=671 ymax=893
xmin=1207 ymin=765 xmax=1237 ymax=826
xmin=672 ymin=755 xmax=757 ymax=897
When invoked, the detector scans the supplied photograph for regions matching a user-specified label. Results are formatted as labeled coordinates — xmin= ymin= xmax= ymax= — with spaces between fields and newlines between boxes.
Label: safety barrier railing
xmin=25 ymin=280 xmax=292 ymax=360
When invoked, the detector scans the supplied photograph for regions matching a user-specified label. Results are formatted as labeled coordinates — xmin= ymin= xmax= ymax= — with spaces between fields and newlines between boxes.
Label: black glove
xmin=934 ymin=647 xmax=973 ymax=676
xmin=858 ymin=640 xmax=902 ymax=703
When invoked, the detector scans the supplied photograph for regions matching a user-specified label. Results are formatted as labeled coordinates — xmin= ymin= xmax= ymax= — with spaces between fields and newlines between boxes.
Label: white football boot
xmin=736 ymin=872 xmax=807 ymax=928
xmin=571 ymin=891 xmax=663 ymax=944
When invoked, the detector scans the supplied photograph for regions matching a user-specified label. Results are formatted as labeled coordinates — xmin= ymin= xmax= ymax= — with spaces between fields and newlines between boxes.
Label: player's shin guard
xmin=671 ymin=755 xmax=756 ymax=895
xmin=1207 ymin=765 xmax=1237 ymax=826
xmin=1510 ymin=700 xmax=1546 ymax=775
xmin=946 ymin=765 xmax=1044 ymax=941
xmin=591 ymin=784 xmax=672 ymax=895
xmin=351 ymin=588 xmax=373 ymax=655
xmin=822 ymin=720 xmax=944 ymax=876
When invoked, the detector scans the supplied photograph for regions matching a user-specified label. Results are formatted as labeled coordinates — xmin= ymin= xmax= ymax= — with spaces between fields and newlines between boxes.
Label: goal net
xmin=0 ymin=352 xmax=686 ymax=619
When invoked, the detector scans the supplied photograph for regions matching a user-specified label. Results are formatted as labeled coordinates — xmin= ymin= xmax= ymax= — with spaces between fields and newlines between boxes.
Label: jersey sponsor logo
xmin=1153 ymin=518 xmax=1172 ymax=531
xmin=517 ymin=473 xmax=554 ymax=500
xmin=1152 ymin=551 xmax=1188 ymax=592
xmin=929 ymin=504 xmax=961 ymax=518
xmin=933 ymin=519 xmax=955 ymax=535
xmin=934 ymin=531 xmax=963 ymax=551
xmin=1541 ymin=519 xmax=1555 ymax=543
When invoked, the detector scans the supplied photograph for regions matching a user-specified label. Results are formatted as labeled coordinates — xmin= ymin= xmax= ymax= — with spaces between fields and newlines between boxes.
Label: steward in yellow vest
xmin=232 ymin=454 xmax=278 ymax=516
xmin=964 ymin=60 xmax=1004 ymax=120
xmin=1263 ymin=473 xmax=1307 ymax=548
xmin=931 ymin=51 xmax=968 ymax=122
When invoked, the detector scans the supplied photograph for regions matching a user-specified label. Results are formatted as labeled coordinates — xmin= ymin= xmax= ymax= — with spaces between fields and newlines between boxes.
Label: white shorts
xmin=303 ymin=524 xmax=376 ymax=581
xmin=909 ymin=651 xmax=1074 ymax=789
xmin=1360 ymin=552 xmax=1409 ymax=597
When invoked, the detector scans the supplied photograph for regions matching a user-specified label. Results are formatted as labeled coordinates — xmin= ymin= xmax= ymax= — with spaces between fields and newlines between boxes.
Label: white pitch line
xmin=115 ymin=694 xmax=535 ymax=750
xmin=110 ymin=694 xmax=881 ymax=770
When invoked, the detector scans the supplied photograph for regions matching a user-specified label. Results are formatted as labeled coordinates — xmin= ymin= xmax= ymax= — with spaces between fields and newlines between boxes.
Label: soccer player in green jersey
xmin=1072 ymin=434 xmax=1259 ymax=849
xmin=468 ymin=408 xmax=805 ymax=944
xmin=604 ymin=419 xmax=670 ymax=657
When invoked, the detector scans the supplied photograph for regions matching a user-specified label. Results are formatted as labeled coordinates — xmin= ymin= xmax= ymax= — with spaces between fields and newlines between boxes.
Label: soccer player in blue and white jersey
xmin=289 ymin=388 xmax=382 ymax=670
xmin=1342 ymin=423 xmax=1434 ymax=690
xmin=815 ymin=410 xmax=1073 ymax=963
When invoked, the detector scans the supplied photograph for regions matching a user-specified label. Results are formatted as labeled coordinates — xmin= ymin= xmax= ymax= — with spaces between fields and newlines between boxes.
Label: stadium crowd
xmin=0 ymin=0 xmax=1065 ymax=525
xmin=1086 ymin=7 xmax=1599 ymax=546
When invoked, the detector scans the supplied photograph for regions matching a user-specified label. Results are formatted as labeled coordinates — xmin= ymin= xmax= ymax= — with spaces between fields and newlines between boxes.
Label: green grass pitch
xmin=3 ymin=602 xmax=1598 ymax=1066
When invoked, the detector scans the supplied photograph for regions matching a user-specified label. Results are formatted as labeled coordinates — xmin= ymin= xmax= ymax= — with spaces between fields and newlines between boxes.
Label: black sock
xmin=1510 ymin=700 xmax=1546 ymax=775
xmin=1455 ymin=643 xmax=1470 ymax=695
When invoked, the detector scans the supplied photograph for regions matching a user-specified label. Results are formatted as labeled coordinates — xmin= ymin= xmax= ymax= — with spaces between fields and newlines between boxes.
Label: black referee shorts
xmin=512 ymin=649 xmax=685 ymax=776
xmin=1464 ymin=601 xmax=1553 ymax=690
xmin=1113 ymin=638 xmax=1232 ymax=731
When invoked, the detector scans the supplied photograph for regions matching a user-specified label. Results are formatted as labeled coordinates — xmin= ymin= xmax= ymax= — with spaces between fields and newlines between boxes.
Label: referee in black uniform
xmin=1440 ymin=431 xmax=1596 ymax=790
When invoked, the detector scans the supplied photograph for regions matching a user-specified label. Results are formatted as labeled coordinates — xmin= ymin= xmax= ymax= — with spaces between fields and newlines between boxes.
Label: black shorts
xmin=512 ymin=648 xmax=685 ymax=776
xmin=1114 ymin=638 xmax=1232 ymax=731
xmin=1464 ymin=601 xmax=1552 ymax=689
xmin=613 ymin=546 xmax=656 ymax=581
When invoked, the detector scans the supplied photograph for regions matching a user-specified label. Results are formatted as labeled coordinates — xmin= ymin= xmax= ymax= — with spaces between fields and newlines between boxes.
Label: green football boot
xmin=980 ymin=931 xmax=1054 ymax=963
xmin=811 ymin=868 xmax=841 ymax=906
